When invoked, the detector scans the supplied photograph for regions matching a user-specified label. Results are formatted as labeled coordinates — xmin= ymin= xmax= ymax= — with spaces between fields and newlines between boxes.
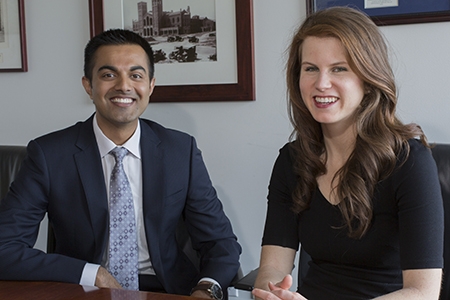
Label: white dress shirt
xmin=80 ymin=114 xmax=219 ymax=289
xmin=79 ymin=115 xmax=154 ymax=286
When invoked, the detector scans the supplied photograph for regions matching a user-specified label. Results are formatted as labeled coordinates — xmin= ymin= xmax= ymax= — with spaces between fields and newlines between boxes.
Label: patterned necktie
xmin=108 ymin=147 xmax=139 ymax=290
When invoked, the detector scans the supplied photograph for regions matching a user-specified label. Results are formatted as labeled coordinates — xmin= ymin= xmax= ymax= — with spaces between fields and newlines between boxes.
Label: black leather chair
xmin=0 ymin=146 xmax=27 ymax=200
xmin=234 ymin=143 xmax=450 ymax=299
xmin=432 ymin=144 xmax=450 ymax=300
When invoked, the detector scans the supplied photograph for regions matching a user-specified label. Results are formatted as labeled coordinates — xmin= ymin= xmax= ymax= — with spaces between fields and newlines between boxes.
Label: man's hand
xmin=191 ymin=281 xmax=222 ymax=299
xmin=95 ymin=266 xmax=123 ymax=289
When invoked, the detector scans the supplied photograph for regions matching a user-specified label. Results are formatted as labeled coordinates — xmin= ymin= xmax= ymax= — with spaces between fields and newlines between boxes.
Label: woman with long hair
xmin=252 ymin=6 xmax=443 ymax=300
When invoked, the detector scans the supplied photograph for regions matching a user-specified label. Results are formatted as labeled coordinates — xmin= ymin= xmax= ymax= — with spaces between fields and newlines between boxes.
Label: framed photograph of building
xmin=0 ymin=0 xmax=27 ymax=72
xmin=307 ymin=0 xmax=450 ymax=25
xmin=88 ymin=0 xmax=255 ymax=102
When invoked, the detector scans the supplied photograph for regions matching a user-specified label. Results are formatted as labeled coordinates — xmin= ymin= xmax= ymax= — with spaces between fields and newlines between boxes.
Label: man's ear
xmin=82 ymin=76 xmax=93 ymax=99
xmin=149 ymin=77 xmax=156 ymax=95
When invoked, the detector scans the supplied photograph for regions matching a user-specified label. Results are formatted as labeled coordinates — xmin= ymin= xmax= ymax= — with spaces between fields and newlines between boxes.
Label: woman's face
xmin=299 ymin=36 xmax=365 ymax=131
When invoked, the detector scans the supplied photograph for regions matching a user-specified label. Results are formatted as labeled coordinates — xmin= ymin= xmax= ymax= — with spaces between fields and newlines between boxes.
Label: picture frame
xmin=0 ymin=0 xmax=27 ymax=72
xmin=88 ymin=0 xmax=255 ymax=102
xmin=307 ymin=0 xmax=450 ymax=26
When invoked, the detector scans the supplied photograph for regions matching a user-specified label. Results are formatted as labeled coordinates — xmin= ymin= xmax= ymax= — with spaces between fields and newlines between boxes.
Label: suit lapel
xmin=74 ymin=117 xmax=109 ymax=262
xmin=71 ymin=118 xmax=165 ymax=264
xmin=140 ymin=119 xmax=165 ymax=268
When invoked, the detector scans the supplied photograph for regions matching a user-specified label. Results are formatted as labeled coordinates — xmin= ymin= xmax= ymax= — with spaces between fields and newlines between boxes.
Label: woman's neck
xmin=321 ymin=122 xmax=357 ymax=165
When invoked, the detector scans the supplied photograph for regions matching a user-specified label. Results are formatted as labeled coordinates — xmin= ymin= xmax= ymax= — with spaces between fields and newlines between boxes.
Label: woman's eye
xmin=304 ymin=66 xmax=318 ymax=72
xmin=332 ymin=66 xmax=347 ymax=72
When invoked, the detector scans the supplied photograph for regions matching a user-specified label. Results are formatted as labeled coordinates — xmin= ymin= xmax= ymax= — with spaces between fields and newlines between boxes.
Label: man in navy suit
xmin=0 ymin=29 xmax=241 ymax=298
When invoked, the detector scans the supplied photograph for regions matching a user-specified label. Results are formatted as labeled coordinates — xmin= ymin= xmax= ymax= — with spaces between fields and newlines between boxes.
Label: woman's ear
xmin=364 ymin=84 xmax=372 ymax=95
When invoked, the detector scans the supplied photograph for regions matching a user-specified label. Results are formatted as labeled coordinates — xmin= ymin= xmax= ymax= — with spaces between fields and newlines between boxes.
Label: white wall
xmin=1 ymin=0 xmax=449 ymax=282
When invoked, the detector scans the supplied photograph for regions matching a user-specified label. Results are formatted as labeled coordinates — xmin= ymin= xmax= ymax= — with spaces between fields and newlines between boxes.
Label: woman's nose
xmin=315 ymin=72 xmax=332 ymax=91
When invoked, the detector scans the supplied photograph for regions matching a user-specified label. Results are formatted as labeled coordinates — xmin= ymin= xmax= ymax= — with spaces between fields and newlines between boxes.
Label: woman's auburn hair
xmin=286 ymin=6 xmax=427 ymax=238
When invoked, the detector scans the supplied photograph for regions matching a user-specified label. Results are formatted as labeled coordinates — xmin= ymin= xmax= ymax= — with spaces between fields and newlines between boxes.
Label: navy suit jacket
xmin=0 ymin=116 xmax=241 ymax=295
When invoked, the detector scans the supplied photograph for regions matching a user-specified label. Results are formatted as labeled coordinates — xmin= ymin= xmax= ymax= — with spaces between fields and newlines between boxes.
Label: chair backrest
xmin=297 ymin=143 xmax=450 ymax=298
xmin=0 ymin=146 xmax=27 ymax=200
xmin=0 ymin=146 xmax=57 ymax=254
xmin=432 ymin=144 xmax=450 ymax=300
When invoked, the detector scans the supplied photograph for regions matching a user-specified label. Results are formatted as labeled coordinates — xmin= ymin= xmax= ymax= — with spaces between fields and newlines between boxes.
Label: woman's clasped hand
xmin=252 ymin=275 xmax=307 ymax=300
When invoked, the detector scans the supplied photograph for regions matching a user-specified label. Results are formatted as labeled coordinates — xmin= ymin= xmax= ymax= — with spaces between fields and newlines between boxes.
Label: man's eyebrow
xmin=97 ymin=65 xmax=117 ymax=73
xmin=130 ymin=65 xmax=147 ymax=73
xmin=97 ymin=65 xmax=147 ymax=73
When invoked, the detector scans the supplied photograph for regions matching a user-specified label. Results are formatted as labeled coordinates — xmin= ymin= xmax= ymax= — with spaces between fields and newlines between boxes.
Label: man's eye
xmin=102 ymin=73 xmax=115 ymax=78
xmin=131 ymin=74 xmax=143 ymax=79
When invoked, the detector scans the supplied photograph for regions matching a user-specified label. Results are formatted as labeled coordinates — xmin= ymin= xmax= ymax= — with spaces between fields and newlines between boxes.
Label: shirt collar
xmin=93 ymin=114 xmax=141 ymax=159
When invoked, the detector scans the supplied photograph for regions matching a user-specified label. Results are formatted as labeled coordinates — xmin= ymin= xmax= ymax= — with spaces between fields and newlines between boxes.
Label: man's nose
xmin=115 ymin=76 xmax=132 ymax=92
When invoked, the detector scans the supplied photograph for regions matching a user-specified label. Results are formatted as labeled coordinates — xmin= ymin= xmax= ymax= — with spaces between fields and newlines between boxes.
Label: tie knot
xmin=110 ymin=147 xmax=128 ymax=163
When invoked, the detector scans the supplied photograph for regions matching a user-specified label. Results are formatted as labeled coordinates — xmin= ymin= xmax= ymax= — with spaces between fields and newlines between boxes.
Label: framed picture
xmin=88 ymin=0 xmax=255 ymax=102
xmin=307 ymin=0 xmax=450 ymax=26
xmin=0 ymin=0 xmax=27 ymax=72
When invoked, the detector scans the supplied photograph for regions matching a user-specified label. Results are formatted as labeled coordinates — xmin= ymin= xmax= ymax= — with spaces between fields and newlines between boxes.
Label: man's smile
xmin=110 ymin=97 xmax=134 ymax=104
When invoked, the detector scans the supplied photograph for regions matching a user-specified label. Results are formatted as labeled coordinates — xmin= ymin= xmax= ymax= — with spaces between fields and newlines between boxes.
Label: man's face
xmin=82 ymin=44 xmax=155 ymax=136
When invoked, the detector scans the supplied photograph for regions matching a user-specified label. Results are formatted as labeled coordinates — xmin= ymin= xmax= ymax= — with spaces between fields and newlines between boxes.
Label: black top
xmin=262 ymin=139 xmax=444 ymax=300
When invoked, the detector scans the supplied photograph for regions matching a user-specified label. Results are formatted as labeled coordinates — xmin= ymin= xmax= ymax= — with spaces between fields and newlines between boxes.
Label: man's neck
xmin=96 ymin=119 xmax=138 ymax=146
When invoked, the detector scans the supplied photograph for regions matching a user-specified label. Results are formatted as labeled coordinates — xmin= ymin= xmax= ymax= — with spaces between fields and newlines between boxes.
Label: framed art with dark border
xmin=0 ymin=0 xmax=27 ymax=72
xmin=307 ymin=0 xmax=450 ymax=26
xmin=88 ymin=0 xmax=255 ymax=103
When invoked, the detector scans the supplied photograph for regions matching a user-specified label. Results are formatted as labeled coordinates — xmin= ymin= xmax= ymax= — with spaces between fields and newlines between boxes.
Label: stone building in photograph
xmin=132 ymin=0 xmax=216 ymax=40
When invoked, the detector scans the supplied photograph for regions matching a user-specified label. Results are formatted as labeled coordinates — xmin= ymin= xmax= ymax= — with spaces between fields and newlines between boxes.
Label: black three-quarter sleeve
xmin=395 ymin=140 xmax=444 ymax=270
xmin=262 ymin=143 xmax=300 ymax=250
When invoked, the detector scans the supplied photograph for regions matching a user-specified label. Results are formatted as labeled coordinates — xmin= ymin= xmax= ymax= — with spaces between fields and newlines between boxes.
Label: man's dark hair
xmin=83 ymin=29 xmax=155 ymax=83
